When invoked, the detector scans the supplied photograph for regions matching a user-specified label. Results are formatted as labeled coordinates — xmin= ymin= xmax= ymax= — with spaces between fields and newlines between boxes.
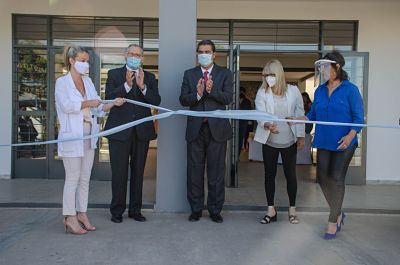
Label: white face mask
xmin=266 ymin=76 xmax=277 ymax=87
xmin=198 ymin=54 xmax=213 ymax=68
xmin=74 ymin=61 xmax=89 ymax=75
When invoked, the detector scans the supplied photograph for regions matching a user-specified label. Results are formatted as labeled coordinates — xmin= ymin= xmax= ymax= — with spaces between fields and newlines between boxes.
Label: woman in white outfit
xmin=55 ymin=45 xmax=125 ymax=235
xmin=254 ymin=60 xmax=305 ymax=224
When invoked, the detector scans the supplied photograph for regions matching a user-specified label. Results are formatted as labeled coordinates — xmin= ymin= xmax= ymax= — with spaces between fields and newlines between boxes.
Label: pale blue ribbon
xmin=1 ymin=99 xmax=399 ymax=147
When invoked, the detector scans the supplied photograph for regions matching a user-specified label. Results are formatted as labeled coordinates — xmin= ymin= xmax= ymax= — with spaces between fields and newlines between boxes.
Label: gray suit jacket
xmin=179 ymin=64 xmax=233 ymax=142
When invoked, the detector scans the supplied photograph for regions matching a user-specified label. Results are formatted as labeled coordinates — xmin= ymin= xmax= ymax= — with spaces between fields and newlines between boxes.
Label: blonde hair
xmin=261 ymin=59 xmax=287 ymax=95
xmin=63 ymin=45 xmax=89 ymax=70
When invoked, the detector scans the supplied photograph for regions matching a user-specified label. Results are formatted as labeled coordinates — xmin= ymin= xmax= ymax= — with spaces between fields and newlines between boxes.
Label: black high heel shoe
xmin=260 ymin=213 xmax=277 ymax=224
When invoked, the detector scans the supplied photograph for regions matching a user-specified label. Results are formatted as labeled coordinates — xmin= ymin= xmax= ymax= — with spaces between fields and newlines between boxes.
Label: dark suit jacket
xmin=104 ymin=66 xmax=161 ymax=141
xmin=179 ymin=64 xmax=233 ymax=142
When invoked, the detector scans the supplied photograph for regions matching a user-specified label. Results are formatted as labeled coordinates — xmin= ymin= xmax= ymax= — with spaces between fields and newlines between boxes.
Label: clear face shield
xmin=314 ymin=59 xmax=337 ymax=87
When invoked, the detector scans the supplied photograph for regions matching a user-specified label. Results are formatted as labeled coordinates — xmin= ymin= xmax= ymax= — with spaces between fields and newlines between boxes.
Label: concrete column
xmin=155 ymin=0 xmax=197 ymax=211
xmin=0 ymin=3 xmax=12 ymax=179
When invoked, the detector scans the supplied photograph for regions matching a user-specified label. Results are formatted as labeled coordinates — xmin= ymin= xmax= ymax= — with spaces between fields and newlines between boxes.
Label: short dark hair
xmin=323 ymin=51 xmax=348 ymax=81
xmin=197 ymin=40 xmax=216 ymax=53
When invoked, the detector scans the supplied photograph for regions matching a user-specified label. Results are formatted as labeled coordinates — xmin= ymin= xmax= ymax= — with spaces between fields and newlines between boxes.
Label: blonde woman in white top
xmin=55 ymin=45 xmax=125 ymax=235
xmin=254 ymin=60 xmax=305 ymax=224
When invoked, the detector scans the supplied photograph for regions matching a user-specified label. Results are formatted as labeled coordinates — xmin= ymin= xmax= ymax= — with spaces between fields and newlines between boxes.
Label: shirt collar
xmin=201 ymin=64 xmax=214 ymax=75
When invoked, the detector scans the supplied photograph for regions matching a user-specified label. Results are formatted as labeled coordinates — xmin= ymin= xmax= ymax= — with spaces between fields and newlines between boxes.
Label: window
xmin=143 ymin=20 xmax=159 ymax=49
xmin=322 ymin=22 xmax=356 ymax=51
xmin=233 ymin=21 xmax=319 ymax=51
xmin=197 ymin=21 xmax=230 ymax=49
xmin=14 ymin=16 xmax=48 ymax=45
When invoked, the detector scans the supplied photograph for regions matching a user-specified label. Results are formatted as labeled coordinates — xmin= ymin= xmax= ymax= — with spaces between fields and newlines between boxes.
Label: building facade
xmin=1 ymin=0 xmax=399 ymax=210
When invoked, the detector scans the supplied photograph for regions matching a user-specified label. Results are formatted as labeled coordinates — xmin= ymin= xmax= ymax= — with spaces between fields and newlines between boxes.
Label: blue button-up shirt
xmin=307 ymin=80 xmax=364 ymax=151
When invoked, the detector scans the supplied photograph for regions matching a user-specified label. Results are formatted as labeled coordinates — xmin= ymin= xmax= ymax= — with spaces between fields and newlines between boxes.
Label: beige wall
xmin=1 ymin=0 xmax=400 ymax=181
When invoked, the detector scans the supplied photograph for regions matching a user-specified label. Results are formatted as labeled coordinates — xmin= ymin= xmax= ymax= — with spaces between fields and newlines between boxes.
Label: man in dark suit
xmin=105 ymin=44 xmax=161 ymax=223
xmin=179 ymin=40 xmax=233 ymax=223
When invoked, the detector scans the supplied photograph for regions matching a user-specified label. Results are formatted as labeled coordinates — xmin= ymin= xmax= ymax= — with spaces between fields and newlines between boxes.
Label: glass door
xmin=13 ymin=48 xmax=48 ymax=178
xmin=319 ymin=51 xmax=368 ymax=184
xmin=92 ymin=48 xmax=160 ymax=180
xmin=341 ymin=52 xmax=369 ymax=185
xmin=91 ymin=48 xmax=126 ymax=180
xmin=47 ymin=48 xmax=65 ymax=179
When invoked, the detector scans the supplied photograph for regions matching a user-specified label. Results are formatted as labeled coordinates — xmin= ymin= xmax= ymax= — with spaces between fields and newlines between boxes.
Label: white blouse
xmin=55 ymin=72 xmax=105 ymax=157
xmin=254 ymin=84 xmax=305 ymax=145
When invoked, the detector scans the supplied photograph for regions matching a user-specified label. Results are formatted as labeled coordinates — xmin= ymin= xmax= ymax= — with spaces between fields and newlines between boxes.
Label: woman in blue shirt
xmin=292 ymin=51 xmax=364 ymax=239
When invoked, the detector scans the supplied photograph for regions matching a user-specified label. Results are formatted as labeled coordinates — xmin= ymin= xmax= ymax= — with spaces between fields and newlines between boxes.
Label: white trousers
xmin=62 ymin=123 xmax=95 ymax=216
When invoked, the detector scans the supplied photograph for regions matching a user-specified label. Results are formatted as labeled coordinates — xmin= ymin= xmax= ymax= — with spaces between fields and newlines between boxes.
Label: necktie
xmin=203 ymin=71 xmax=209 ymax=123
xmin=203 ymin=71 xmax=208 ymax=92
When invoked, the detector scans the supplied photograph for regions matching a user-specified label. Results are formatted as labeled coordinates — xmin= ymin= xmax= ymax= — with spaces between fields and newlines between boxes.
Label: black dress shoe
xmin=128 ymin=213 xmax=147 ymax=222
xmin=111 ymin=215 xmax=123 ymax=223
xmin=210 ymin=213 xmax=223 ymax=223
xmin=188 ymin=212 xmax=202 ymax=222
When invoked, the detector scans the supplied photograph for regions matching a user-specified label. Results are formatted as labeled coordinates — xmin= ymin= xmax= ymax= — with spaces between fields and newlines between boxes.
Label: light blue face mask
xmin=198 ymin=54 xmax=213 ymax=68
xmin=126 ymin=56 xmax=142 ymax=70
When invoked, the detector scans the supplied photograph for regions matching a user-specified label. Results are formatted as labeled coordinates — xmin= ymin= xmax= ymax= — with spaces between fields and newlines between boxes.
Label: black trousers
xmin=317 ymin=144 xmax=356 ymax=223
xmin=109 ymin=127 xmax=149 ymax=217
xmin=262 ymin=143 xmax=298 ymax=207
xmin=238 ymin=122 xmax=248 ymax=157
xmin=187 ymin=123 xmax=227 ymax=215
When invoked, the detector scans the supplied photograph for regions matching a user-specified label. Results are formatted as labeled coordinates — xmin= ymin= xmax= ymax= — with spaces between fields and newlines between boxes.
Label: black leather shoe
xmin=128 ymin=213 xmax=147 ymax=222
xmin=210 ymin=213 xmax=223 ymax=223
xmin=188 ymin=212 xmax=202 ymax=222
xmin=111 ymin=215 xmax=123 ymax=223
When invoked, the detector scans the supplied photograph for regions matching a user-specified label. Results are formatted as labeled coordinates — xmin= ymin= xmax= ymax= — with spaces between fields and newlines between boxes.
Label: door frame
xmin=226 ymin=45 xmax=240 ymax=188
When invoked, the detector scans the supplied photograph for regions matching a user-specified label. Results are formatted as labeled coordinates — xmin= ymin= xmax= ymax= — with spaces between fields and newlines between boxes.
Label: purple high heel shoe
xmin=336 ymin=212 xmax=346 ymax=232
xmin=324 ymin=231 xmax=337 ymax=240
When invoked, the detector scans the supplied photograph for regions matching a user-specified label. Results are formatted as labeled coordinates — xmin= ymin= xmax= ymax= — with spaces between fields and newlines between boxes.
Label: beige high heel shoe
xmin=77 ymin=212 xmax=96 ymax=231
xmin=64 ymin=216 xmax=88 ymax=235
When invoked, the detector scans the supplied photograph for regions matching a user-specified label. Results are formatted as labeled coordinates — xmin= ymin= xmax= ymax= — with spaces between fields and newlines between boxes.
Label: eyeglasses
xmin=127 ymin=52 xmax=142 ymax=58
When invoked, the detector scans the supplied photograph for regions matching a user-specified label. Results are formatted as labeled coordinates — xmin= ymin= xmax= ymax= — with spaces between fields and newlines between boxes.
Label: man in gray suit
xmin=179 ymin=40 xmax=233 ymax=223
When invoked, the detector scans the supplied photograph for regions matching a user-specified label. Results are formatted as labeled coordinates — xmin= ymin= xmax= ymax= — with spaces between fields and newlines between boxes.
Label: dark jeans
xmin=317 ymin=144 xmax=357 ymax=223
xmin=262 ymin=143 xmax=298 ymax=207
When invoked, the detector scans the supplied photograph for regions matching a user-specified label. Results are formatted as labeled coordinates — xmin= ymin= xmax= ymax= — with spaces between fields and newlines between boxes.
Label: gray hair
xmin=125 ymin=44 xmax=143 ymax=55
xmin=63 ymin=45 xmax=89 ymax=70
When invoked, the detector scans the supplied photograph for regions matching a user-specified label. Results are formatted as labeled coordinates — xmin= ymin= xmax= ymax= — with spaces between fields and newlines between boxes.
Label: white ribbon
xmin=1 ymin=99 xmax=399 ymax=147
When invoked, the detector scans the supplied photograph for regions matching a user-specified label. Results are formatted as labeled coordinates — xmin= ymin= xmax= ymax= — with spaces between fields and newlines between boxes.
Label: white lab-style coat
xmin=55 ymin=72 xmax=105 ymax=157
xmin=254 ymin=84 xmax=305 ymax=144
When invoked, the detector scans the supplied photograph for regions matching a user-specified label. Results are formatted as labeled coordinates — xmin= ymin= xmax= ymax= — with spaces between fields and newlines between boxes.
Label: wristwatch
xmin=140 ymin=84 xmax=147 ymax=91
